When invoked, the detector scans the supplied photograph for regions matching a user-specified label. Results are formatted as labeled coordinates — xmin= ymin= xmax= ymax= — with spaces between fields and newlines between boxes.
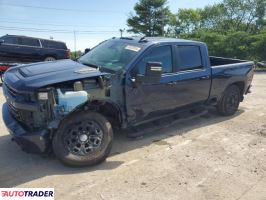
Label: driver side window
xmin=132 ymin=45 xmax=173 ymax=76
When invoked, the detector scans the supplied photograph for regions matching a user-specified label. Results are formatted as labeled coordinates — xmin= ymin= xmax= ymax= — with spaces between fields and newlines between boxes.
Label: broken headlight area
xmin=35 ymin=77 xmax=109 ymax=128
xmin=52 ymin=77 xmax=109 ymax=115
xmin=48 ymin=80 xmax=94 ymax=116
xmin=55 ymin=88 xmax=89 ymax=115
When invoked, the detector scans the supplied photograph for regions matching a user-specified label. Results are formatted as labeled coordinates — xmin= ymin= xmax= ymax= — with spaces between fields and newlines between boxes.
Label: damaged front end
xmin=2 ymin=74 xmax=113 ymax=154
xmin=2 ymin=82 xmax=52 ymax=153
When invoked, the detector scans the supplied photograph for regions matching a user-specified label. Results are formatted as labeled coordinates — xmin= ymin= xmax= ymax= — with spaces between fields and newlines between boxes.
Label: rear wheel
xmin=52 ymin=111 xmax=113 ymax=167
xmin=44 ymin=56 xmax=56 ymax=61
xmin=217 ymin=85 xmax=241 ymax=116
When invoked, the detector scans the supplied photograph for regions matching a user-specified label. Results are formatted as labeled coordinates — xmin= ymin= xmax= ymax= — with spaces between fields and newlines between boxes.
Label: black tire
xmin=53 ymin=111 xmax=113 ymax=167
xmin=217 ymin=85 xmax=241 ymax=116
xmin=44 ymin=56 xmax=56 ymax=61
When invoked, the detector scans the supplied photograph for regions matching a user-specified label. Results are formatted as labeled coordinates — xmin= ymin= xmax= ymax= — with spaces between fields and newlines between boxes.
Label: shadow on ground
xmin=0 ymin=108 xmax=244 ymax=187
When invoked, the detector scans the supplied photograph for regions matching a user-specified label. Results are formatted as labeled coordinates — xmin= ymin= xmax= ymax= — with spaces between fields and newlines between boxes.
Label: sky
xmin=0 ymin=0 xmax=221 ymax=51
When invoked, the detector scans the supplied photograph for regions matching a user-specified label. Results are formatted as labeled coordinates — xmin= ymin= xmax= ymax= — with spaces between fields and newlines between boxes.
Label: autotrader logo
xmin=0 ymin=188 xmax=54 ymax=200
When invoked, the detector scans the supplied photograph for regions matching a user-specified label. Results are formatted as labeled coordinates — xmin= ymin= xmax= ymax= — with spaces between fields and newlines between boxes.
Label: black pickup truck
xmin=2 ymin=37 xmax=254 ymax=166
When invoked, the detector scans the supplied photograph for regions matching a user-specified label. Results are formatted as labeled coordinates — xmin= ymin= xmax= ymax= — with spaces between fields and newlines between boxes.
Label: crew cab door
xmin=125 ymin=45 xmax=179 ymax=124
xmin=172 ymin=45 xmax=211 ymax=107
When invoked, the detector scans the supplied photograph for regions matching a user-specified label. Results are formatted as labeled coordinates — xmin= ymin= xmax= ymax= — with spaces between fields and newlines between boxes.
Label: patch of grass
xmin=255 ymin=67 xmax=266 ymax=71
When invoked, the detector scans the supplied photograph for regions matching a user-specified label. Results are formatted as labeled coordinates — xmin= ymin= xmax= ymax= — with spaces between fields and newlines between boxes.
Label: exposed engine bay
xmin=35 ymin=75 xmax=115 ymax=130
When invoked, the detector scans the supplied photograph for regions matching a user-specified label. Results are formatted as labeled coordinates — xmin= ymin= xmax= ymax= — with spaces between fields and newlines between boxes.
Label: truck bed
xmin=209 ymin=56 xmax=254 ymax=102
xmin=210 ymin=56 xmax=248 ymax=67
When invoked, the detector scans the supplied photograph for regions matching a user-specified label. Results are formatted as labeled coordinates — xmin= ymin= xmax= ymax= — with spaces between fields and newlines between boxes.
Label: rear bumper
xmin=2 ymin=103 xmax=51 ymax=154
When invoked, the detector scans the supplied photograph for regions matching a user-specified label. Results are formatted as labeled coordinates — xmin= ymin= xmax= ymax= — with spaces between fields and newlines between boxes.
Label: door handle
xmin=199 ymin=76 xmax=210 ymax=80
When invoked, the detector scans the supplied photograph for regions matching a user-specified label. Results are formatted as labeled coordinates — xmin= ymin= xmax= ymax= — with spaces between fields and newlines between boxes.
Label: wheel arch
xmin=216 ymin=81 xmax=244 ymax=102
xmin=232 ymin=81 xmax=245 ymax=96
xmin=44 ymin=54 xmax=57 ymax=60
xmin=61 ymin=100 xmax=124 ymax=129
xmin=225 ymin=81 xmax=245 ymax=102
xmin=216 ymin=82 xmax=242 ymax=116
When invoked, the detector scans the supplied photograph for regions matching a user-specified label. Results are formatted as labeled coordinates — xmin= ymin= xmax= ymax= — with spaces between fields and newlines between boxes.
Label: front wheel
xmin=217 ymin=85 xmax=241 ymax=116
xmin=53 ymin=111 xmax=113 ymax=167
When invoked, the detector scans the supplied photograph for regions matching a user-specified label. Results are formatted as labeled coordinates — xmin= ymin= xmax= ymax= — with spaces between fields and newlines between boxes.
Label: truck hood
xmin=4 ymin=59 xmax=109 ymax=92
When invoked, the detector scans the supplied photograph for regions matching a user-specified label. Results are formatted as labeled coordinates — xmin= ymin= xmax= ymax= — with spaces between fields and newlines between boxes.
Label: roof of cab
xmin=116 ymin=36 xmax=205 ymax=46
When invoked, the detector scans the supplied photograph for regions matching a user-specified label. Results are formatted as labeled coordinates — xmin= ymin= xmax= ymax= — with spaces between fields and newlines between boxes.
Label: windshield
xmin=78 ymin=39 xmax=143 ymax=71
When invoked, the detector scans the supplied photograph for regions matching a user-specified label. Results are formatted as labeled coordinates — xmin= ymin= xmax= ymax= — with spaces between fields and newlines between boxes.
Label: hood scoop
xmin=18 ymin=59 xmax=81 ymax=77
xmin=4 ymin=59 xmax=109 ymax=92
xmin=74 ymin=67 xmax=98 ymax=74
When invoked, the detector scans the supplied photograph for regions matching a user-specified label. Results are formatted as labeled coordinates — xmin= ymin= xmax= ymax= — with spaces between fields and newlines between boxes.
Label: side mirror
xmin=84 ymin=48 xmax=90 ymax=54
xmin=135 ymin=62 xmax=163 ymax=85
xmin=0 ymin=40 xmax=4 ymax=45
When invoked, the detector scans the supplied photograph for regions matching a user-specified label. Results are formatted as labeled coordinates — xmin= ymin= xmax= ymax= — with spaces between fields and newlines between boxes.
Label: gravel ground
xmin=0 ymin=73 xmax=266 ymax=200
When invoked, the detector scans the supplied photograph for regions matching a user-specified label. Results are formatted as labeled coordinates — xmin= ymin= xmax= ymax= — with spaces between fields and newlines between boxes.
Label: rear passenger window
xmin=42 ymin=40 xmax=67 ymax=49
xmin=177 ymin=46 xmax=202 ymax=70
xmin=3 ymin=36 xmax=18 ymax=45
xmin=18 ymin=37 xmax=40 ymax=47
xmin=133 ymin=45 xmax=173 ymax=75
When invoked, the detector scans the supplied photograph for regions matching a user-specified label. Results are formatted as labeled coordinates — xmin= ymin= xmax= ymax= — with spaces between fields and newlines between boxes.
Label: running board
xmin=126 ymin=107 xmax=208 ymax=138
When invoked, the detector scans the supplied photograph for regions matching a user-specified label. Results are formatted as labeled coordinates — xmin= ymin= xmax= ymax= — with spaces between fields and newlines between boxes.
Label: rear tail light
xmin=0 ymin=65 xmax=9 ymax=71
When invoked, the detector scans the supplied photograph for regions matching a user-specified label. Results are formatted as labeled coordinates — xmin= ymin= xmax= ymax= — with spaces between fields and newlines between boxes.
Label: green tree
xmin=127 ymin=0 xmax=171 ymax=36
xmin=250 ymin=30 xmax=266 ymax=61
xmin=176 ymin=8 xmax=203 ymax=33
xmin=200 ymin=4 xmax=227 ymax=32
xmin=70 ymin=50 xmax=83 ymax=59
xmin=181 ymin=31 xmax=226 ymax=56
xmin=222 ymin=32 xmax=252 ymax=59
xmin=165 ymin=13 xmax=179 ymax=37
xmin=221 ymin=0 xmax=266 ymax=33
xmin=168 ymin=0 xmax=266 ymax=35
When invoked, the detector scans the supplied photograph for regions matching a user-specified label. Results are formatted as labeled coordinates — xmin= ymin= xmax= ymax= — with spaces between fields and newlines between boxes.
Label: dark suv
xmin=0 ymin=35 xmax=70 ymax=63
